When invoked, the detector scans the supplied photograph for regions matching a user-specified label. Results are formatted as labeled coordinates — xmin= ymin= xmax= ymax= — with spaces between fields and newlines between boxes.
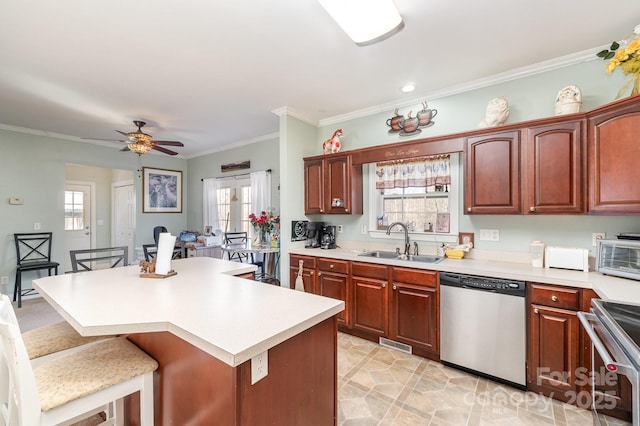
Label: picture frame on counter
xmin=435 ymin=213 xmax=450 ymax=233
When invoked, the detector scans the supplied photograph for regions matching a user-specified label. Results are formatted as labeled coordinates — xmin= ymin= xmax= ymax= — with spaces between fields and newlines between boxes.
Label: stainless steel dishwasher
xmin=440 ymin=272 xmax=526 ymax=387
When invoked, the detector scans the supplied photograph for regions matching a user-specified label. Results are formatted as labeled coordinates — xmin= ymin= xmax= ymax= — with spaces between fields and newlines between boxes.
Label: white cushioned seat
xmin=23 ymin=321 xmax=115 ymax=360
xmin=35 ymin=336 xmax=158 ymax=412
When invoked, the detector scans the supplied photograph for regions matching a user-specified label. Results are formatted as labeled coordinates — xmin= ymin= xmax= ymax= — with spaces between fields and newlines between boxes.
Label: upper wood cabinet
xmin=588 ymin=97 xmax=640 ymax=213
xmin=304 ymin=154 xmax=363 ymax=215
xmin=522 ymin=119 xmax=586 ymax=214
xmin=464 ymin=130 xmax=521 ymax=214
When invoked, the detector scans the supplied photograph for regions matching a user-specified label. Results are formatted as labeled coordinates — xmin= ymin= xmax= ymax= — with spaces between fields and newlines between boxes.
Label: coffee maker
xmin=321 ymin=225 xmax=337 ymax=249
xmin=305 ymin=222 xmax=324 ymax=248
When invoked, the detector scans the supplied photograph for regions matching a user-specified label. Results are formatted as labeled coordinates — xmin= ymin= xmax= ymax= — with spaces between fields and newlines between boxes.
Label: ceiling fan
xmin=84 ymin=120 xmax=184 ymax=156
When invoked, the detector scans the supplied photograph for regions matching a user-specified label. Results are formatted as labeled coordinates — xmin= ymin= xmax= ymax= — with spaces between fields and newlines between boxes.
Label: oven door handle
xmin=577 ymin=311 xmax=621 ymax=373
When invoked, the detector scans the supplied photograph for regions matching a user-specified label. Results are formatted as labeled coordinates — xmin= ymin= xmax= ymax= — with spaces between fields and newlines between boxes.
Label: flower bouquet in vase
xmin=597 ymin=24 xmax=640 ymax=98
xmin=249 ymin=211 xmax=278 ymax=247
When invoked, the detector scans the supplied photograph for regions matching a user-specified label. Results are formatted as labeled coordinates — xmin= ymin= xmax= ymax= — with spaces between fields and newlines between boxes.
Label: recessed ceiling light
xmin=401 ymin=83 xmax=415 ymax=93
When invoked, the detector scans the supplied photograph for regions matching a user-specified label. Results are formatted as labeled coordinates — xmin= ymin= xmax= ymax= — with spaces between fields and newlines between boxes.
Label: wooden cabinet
xmin=465 ymin=130 xmax=521 ymax=214
xmin=303 ymin=154 xmax=363 ymax=215
xmin=351 ymin=262 xmax=389 ymax=337
xmin=390 ymin=267 xmax=439 ymax=359
xmin=527 ymin=283 xmax=581 ymax=403
xmin=289 ymin=255 xmax=316 ymax=293
xmin=587 ymin=97 xmax=640 ymax=213
xmin=523 ymin=119 xmax=586 ymax=214
xmin=317 ymin=258 xmax=351 ymax=328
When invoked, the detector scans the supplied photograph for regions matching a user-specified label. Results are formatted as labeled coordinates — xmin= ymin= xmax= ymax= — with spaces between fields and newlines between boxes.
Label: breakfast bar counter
xmin=34 ymin=257 xmax=344 ymax=425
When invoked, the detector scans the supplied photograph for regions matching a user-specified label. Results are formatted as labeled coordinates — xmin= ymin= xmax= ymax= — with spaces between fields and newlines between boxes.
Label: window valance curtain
xmin=202 ymin=178 xmax=222 ymax=232
xmin=375 ymin=155 xmax=451 ymax=190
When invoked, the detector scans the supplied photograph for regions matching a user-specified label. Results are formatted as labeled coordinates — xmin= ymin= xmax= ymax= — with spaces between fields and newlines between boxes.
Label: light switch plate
xmin=8 ymin=197 xmax=23 ymax=205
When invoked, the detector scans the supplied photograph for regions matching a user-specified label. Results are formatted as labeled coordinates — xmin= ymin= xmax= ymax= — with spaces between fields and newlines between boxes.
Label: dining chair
xmin=13 ymin=232 xmax=60 ymax=308
xmin=223 ymin=232 xmax=264 ymax=278
xmin=142 ymin=243 xmax=182 ymax=262
xmin=69 ymin=246 xmax=128 ymax=272
xmin=0 ymin=294 xmax=157 ymax=425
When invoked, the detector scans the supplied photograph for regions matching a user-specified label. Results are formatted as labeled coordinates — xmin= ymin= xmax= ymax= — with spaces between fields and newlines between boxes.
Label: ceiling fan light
xmin=127 ymin=142 xmax=153 ymax=155
xmin=318 ymin=0 xmax=404 ymax=46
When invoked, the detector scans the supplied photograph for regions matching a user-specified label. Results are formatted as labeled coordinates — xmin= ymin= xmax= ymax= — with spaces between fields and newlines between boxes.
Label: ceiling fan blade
xmin=152 ymin=145 xmax=179 ymax=156
xmin=82 ymin=137 xmax=127 ymax=142
xmin=152 ymin=140 xmax=184 ymax=146
xmin=116 ymin=130 xmax=130 ymax=137
xmin=120 ymin=146 xmax=130 ymax=152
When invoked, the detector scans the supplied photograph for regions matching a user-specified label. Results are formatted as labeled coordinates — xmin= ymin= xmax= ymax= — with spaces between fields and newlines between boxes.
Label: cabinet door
xmin=390 ymin=282 xmax=438 ymax=356
xmin=289 ymin=267 xmax=316 ymax=293
xmin=317 ymin=271 xmax=350 ymax=327
xmin=523 ymin=120 xmax=585 ymax=214
xmin=304 ymin=159 xmax=324 ymax=214
xmin=588 ymin=100 xmax=640 ymax=213
xmin=352 ymin=276 xmax=388 ymax=336
xmin=325 ymin=155 xmax=351 ymax=214
xmin=465 ymin=130 xmax=521 ymax=214
xmin=527 ymin=304 xmax=579 ymax=402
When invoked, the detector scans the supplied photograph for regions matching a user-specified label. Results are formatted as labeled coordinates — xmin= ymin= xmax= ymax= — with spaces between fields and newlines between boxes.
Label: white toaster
xmin=545 ymin=246 xmax=589 ymax=272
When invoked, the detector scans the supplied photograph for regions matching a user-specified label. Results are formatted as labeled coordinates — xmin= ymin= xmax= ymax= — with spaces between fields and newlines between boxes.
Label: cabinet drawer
xmin=317 ymin=258 xmax=348 ymax=274
xmin=392 ymin=268 xmax=437 ymax=288
xmin=528 ymin=283 xmax=580 ymax=311
xmin=351 ymin=262 xmax=389 ymax=280
xmin=290 ymin=255 xmax=316 ymax=270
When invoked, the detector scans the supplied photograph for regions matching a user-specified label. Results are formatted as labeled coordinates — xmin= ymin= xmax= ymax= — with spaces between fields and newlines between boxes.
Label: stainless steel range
xmin=578 ymin=299 xmax=640 ymax=425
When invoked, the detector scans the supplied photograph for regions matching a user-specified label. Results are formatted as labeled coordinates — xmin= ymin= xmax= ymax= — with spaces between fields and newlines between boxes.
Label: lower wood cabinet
xmin=289 ymin=254 xmax=316 ymax=293
xmin=528 ymin=283 xmax=632 ymax=422
xmin=317 ymin=258 xmax=351 ymax=328
xmin=351 ymin=262 xmax=389 ymax=337
xmin=390 ymin=267 xmax=439 ymax=360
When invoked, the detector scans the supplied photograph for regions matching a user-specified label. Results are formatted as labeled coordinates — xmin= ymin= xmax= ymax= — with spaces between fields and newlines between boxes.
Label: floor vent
xmin=379 ymin=337 xmax=412 ymax=354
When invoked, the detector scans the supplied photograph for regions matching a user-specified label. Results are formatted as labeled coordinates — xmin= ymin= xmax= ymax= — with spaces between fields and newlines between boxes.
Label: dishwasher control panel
xmin=440 ymin=272 xmax=525 ymax=296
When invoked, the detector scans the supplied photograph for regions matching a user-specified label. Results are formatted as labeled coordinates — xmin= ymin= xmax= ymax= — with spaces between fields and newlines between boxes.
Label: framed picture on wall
xmin=142 ymin=167 xmax=182 ymax=213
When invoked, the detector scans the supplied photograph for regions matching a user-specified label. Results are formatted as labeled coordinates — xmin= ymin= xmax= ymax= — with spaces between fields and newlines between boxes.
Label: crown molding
xmin=318 ymin=47 xmax=601 ymax=127
xmin=271 ymin=106 xmax=318 ymax=126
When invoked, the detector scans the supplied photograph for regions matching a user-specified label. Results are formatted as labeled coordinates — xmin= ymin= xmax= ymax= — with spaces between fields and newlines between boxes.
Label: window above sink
xmin=366 ymin=153 xmax=460 ymax=244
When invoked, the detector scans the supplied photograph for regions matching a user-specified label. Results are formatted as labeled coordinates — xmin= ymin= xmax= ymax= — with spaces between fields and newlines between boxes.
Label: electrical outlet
xmin=592 ymin=232 xmax=606 ymax=246
xmin=337 ymin=225 xmax=343 ymax=234
xmin=0 ymin=276 xmax=8 ymax=285
xmin=33 ymin=222 xmax=41 ymax=230
xmin=479 ymin=229 xmax=500 ymax=241
xmin=251 ymin=350 xmax=268 ymax=384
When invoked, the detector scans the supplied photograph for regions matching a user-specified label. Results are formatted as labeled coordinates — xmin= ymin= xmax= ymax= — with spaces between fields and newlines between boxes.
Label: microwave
xmin=596 ymin=239 xmax=640 ymax=281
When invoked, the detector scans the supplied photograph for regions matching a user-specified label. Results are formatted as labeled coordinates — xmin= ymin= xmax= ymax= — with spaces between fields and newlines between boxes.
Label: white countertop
xmin=33 ymin=257 xmax=344 ymax=367
xmin=289 ymin=247 xmax=640 ymax=304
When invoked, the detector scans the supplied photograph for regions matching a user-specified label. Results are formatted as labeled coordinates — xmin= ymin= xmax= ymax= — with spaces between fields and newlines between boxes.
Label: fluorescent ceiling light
xmin=319 ymin=0 xmax=404 ymax=46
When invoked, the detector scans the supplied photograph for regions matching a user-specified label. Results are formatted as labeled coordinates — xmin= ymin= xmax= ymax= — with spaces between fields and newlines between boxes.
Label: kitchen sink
xmin=358 ymin=251 xmax=400 ymax=259
xmin=358 ymin=251 xmax=444 ymax=264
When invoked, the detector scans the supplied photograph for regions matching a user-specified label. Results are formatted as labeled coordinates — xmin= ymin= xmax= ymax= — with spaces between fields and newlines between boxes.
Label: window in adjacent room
xmin=64 ymin=190 xmax=85 ymax=230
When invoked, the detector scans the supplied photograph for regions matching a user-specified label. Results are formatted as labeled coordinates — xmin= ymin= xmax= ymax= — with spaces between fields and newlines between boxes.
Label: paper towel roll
xmin=156 ymin=233 xmax=177 ymax=275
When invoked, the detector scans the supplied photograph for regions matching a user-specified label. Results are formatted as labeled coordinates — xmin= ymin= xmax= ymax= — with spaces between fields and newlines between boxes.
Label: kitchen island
xmin=33 ymin=257 xmax=344 ymax=425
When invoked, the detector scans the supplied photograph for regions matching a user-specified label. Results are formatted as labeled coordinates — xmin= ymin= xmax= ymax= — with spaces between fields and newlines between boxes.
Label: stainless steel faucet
xmin=386 ymin=222 xmax=410 ymax=255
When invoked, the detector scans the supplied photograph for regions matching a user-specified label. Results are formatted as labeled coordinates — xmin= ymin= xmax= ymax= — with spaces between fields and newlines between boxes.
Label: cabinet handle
xmin=534 ymin=308 xmax=539 ymax=314
xmin=467 ymin=207 xmax=472 ymax=213
xmin=345 ymin=208 xmax=349 ymax=212
xmin=310 ymin=271 xmax=314 ymax=275
xmin=393 ymin=284 xmax=397 ymax=290
xmin=330 ymin=264 xmax=334 ymax=269
xmin=318 ymin=272 xmax=322 ymax=277
xmin=530 ymin=206 xmax=536 ymax=212
xmin=320 ymin=209 xmax=324 ymax=213
xmin=551 ymin=295 xmax=558 ymax=302
xmin=382 ymin=283 xmax=386 ymax=288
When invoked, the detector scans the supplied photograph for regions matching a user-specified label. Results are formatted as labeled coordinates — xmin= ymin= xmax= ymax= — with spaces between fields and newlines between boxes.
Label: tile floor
xmin=337 ymin=333 xmax=631 ymax=426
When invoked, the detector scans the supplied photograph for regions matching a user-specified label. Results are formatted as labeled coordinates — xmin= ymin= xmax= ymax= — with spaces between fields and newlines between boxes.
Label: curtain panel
xmin=375 ymin=155 xmax=451 ymax=190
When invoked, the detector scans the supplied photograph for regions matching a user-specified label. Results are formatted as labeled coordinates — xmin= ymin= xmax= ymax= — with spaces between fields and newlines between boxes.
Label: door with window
xmin=217 ymin=177 xmax=252 ymax=234
xmin=64 ymin=183 xmax=95 ymax=272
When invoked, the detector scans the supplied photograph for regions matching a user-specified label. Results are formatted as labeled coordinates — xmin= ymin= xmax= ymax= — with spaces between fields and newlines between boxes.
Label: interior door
xmin=64 ymin=183 xmax=93 ymax=272
xmin=113 ymin=181 xmax=135 ymax=263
